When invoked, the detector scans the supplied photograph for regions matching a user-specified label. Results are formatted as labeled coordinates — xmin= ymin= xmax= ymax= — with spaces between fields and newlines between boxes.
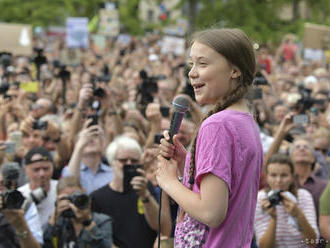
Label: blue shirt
xmin=62 ymin=162 xmax=113 ymax=195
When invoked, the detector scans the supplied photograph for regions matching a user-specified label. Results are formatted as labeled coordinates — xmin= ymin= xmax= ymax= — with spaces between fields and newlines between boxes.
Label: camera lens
xmin=70 ymin=192 xmax=89 ymax=210
xmin=3 ymin=190 xmax=25 ymax=209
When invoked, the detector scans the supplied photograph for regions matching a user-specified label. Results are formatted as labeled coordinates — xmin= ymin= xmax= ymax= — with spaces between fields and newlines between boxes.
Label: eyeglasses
xmin=293 ymin=144 xmax=312 ymax=150
xmin=116 ymin=158 xmax=139 ymax=164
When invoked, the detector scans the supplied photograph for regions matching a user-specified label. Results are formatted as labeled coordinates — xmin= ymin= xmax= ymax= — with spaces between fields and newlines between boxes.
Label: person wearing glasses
xmin=290 ymin=137 xmax=327 ymax=218
xmin=62 ymin=120 xmax=113 ymax=195
xmin=90 ymin=135 xmax=172 ymax=248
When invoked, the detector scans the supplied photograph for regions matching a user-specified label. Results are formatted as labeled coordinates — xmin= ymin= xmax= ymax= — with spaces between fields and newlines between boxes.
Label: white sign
xmin=161 ymin=36 xmax=185 ymax=56
xmin=0 ymin=23 xmax=32 ymax=55
xmin=98 ymin=9 xmax=120 ymax=36
xmin=66 ymin=17 xmax=89 ymax=48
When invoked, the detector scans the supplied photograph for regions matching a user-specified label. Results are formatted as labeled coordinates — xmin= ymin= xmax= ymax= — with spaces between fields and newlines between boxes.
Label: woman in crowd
xmin=254 ymin=153 xmax=319 ymax=247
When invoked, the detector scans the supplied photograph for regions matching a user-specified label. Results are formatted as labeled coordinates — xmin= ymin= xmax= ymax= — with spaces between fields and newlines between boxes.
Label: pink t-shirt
xmin=174 ymin=110 xmax=263 ymax=247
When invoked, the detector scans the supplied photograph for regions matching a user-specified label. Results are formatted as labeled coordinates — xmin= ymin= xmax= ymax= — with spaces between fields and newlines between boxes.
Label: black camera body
xmin=32 ymin=120 xmax=48 ymax=130
xmin=267 ymin=190 xmax=283 ymax=208
xmin=91 ymin=78 xmax=106 ymax=98
xmin=123 ymin=164 xmax=142 ymax=193
xmin=61 ymin=192 xmax=89 ymax=218
xmin=1 ymin=189 xmax=25 ymax=210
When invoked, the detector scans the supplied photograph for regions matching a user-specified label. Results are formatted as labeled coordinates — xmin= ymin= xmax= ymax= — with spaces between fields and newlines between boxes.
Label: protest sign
xmin=66 ymin=17 xmax=89 ymax=48
xmin=161 ymin=36 xmax=185 ymax=56
xmin=303 ymin=23 xmax=330 ymax=50
xmin=98 ymin=9 xmax=120 ymax=36
xmin=0 ymin=23 xmax=32 ymax=55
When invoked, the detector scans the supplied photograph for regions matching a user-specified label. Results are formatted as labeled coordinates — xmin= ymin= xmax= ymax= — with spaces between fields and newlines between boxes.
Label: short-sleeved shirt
xmin=174 ymin=110 xmax=263 ymax=248
xmin=19 ymin=180 xmax=58 ymax=231
xmin=62 ymin=162 xmax=113 ymax=195
xmin=296 ymin=174 xmax=327 ymax=218
xmin=254 ymin=189 xmax=319 ymax=248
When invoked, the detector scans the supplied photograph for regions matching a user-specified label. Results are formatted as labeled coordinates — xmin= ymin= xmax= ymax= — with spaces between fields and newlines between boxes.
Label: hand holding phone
xmin=4 ymin=141 xmax=16 ymax=154
xmin=292 ymin=114 xmax=309 ymax=125
xmin=123 ymin=164 xmax=142 ymax=193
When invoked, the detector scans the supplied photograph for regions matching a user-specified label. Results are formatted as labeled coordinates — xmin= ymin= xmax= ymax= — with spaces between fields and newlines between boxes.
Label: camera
xmin=267 ymin=190 xmax=283 ymax=208
xmin=61 ymin=192 xmax=89 ymax=218
xmin=67 ymin=192 xmax=89 ymax=209
xmin=91 ymin=78 xmax=106 ymax=98
xmin=253 ymin=71 xmax=268 ymax=86
xmin=0 ymin=162 xmax=25 ymax=210
xmin=295 ymin=84 xmax=325 ymax=113
xmin=87 ymin=114 xmax=98 ymax=127
xmin=137 ymin=70 xmax=160 ymax=107
xmin=32 ymin=120 xmax=48 ymax=130
xmin=0 ymin=82 xmax=10 ymax=95
xmin=1 ymin=189 xmax=25 ymax=209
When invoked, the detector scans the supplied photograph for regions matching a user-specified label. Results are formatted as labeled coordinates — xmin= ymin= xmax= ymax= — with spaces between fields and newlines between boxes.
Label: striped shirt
xmin=254 ymin=189 xmax=319 ymax=248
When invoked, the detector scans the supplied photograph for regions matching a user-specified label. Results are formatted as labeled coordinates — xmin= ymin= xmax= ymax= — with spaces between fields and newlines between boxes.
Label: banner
xmin=0 ymin=23 xmax=32 ymax=55
xmin=66 ymin=17 xmax=89 ymax=48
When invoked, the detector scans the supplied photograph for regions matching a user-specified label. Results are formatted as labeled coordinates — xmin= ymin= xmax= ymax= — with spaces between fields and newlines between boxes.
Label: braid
xmin=188 ymin=82 xmax=249 ymax=188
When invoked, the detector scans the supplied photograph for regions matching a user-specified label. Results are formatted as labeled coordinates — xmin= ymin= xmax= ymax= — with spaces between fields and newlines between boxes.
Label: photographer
xmin=91 ymin=135 xmax=172 ymax=248
xmin=18 ymin=147 xmax=58 ymax=230
xmin=0 ymin=162 xmax=43 ymax=248
xmin=254 ymin=154 xmax=318 ymax=247
xmin=43 ymin=176 xmax=112 ymax=248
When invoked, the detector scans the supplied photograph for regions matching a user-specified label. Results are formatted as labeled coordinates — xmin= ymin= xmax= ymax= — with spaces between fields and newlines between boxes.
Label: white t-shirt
xmin=19 ymin=180 xmax=58 ymax=230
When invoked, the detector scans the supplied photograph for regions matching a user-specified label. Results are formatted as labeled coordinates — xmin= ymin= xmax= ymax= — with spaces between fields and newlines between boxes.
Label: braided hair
xmin=178 ymin=28 xmax=256 ymax=222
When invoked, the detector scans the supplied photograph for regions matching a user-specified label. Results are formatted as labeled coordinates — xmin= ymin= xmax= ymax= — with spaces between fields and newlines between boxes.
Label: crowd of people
xmin=0 ymin=28 xmax=329 ymax=248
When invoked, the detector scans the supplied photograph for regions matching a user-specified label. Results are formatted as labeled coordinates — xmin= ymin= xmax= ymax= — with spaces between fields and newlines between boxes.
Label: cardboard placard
xmin=303 ymin=23 xmax=330 ymax=50
xmin=0 ymin=23 xmax=32 ymax=55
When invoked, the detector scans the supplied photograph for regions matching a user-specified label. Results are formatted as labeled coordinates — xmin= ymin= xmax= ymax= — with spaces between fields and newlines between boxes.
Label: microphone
xmin=1 ymin=162 xmax=20 ymax=189
xmin=169 ymin=95 xmax=190 ymax=144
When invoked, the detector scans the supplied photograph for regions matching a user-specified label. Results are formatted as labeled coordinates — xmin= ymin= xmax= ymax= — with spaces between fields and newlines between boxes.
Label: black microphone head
xmin=172 ymin=95 xmax=189 ymax=113
xmin=2 ymin=162 xmax=20 ymax=188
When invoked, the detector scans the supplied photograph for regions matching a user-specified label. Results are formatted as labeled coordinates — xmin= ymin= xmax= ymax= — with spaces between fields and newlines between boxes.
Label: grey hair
xmin=106 ymin=135 xmax=142 ymax=164
xmin=289 ymin=136 xmax=315 ymax=156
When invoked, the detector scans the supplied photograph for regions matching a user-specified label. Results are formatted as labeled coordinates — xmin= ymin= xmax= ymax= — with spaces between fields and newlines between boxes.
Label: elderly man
xmin=18 ymin=147 xmax=58 ymax=230
xmin=91 ymin=135 xmax=171 ymax=248
xmin=62 ymin=121 xmax=113 ymax=195
xmin=290 ymin=137 xmax=328 ymax=217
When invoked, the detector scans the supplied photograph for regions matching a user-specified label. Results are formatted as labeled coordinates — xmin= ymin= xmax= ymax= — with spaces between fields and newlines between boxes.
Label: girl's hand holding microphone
xmin=157 ymin=130 xmax=187 ymax=189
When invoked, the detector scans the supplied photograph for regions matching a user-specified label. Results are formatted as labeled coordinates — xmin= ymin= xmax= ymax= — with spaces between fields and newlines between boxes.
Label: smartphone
xmin=4 ymin=141 xmax=16 ymax=154
xmin=247 ymin=88 xmax=263 ymax=99
xmin=293 ymin=114 xmax=309 ymax=124
xmin=160 ymin=106 xmax=170 ymax=118
xmin=123 ymin=164 xmax=142 ymax=193
xmin=8 ymin=131 xmax=22 ymax=149
xmin=154 ymin=134 xmax=164 ymax=144
xmin=87 ymin=114 xmax=98 ymax=127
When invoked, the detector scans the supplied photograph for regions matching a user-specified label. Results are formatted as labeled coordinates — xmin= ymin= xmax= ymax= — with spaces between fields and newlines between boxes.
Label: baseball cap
xmin=24 ymin=147 xmax=53 ymax=165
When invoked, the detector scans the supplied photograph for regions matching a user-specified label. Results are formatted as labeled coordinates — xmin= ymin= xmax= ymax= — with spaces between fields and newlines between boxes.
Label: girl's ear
xmin=231 ymin=66 xmax=242 ymax=79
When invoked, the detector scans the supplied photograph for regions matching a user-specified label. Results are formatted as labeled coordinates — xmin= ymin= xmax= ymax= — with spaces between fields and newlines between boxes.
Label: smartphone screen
xmin=293 ymin=114 xmax=309 ymax=124
xmin=4 ymin=141 xmax=16 ymax=154
xmin=123 ymin=164 xmax=142 ymax=193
